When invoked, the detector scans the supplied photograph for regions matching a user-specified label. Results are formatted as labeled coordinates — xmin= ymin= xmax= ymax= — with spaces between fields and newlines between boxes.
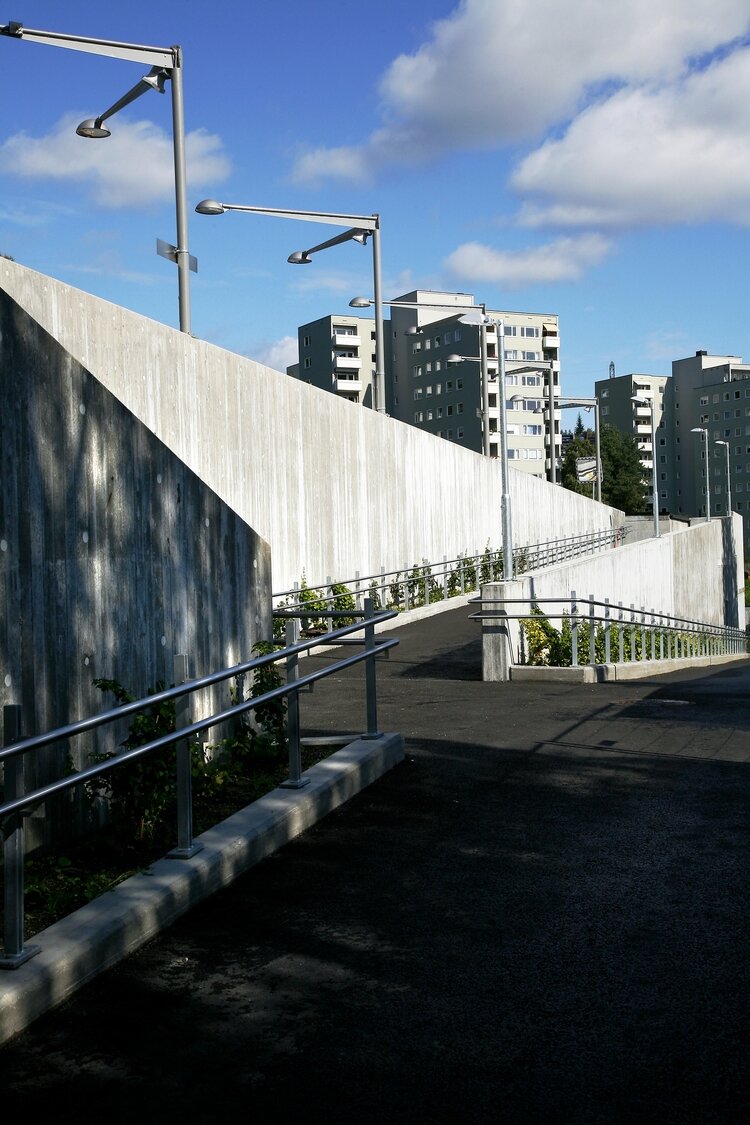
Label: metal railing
xmin=472 ymin=592 xmax=747 ymax=668
xmin=0 ymin=601 xmax=397 ymax=969
xmin=273 ymin=528 xmax=627 ymax=621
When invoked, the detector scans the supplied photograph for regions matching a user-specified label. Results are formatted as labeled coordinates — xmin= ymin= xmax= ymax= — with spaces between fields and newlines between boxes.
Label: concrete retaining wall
xmin=0 ymin=281 xmax=272 ymax=843
xmin=0 ymin=261 xmax=622 ymax=594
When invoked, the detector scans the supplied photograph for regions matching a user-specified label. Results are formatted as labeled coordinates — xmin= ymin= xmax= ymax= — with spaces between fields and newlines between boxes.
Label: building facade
xmin=594 ymin=372 xmax=671 ymax=513
xmin=290 ymin=312 xmax=382 ymax=408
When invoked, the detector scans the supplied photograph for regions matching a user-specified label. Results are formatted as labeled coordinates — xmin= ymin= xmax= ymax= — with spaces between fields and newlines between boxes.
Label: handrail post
xmin=618 ymin=602 xmax=625 ymax=664
xmin=630 ymin=604 xmax=636 ymax=662
xmin=1 ymin=706 xmax=40 ymax=968
xmin=571 ymin=590 xmax=578 ymax=667
xmin=604 ymin=598 xmax=611 ymax=664
xmin=443 ymin=555 xmax=449 ymax=601
xmin=589 ymin=595 xmax=596 ymax=666
xmin=362 ymin=598 xmax=382 ymax=739
xmin=168 ymin=654 xmax=202 ymax=859
xmin=281 ymin=619 xmax=309 ymax=789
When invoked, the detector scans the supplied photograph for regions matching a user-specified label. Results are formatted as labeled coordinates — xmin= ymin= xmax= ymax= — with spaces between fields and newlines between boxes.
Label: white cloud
xmin=291 ymin=0 xmax=750 ymax=184
xmin=444 ymin=234 xmax=613 ymax=286
xmin=254 ymin=335 xmax=299 ymax=372
xmin=0 ymin=114 xmax=231 ymax=208
xmin=512 ymin=47 xmax=750 ymax=227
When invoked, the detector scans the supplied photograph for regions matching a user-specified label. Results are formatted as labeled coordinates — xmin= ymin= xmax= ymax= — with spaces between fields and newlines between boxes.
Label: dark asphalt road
xmin=1 ymin=607 xmax=749 ymax=1124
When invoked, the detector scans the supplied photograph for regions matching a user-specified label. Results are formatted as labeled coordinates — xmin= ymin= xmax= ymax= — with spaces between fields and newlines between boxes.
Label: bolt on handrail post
xmin=281 ymin=618 xmax=309 ymax=789
xmin=168 ymin=654 xmax=202 ymax=859
xmin=1 ymin=705 xmax=40 ymax=969
xmin=362 ymin=598 xmax=382 ymax=739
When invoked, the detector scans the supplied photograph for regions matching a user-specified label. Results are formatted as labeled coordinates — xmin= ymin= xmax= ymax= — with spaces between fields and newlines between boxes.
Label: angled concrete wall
xmin=0 ymin=261 xmax=622 ymax=594
xmin=0 ymin=284 xmax=271 ymax=842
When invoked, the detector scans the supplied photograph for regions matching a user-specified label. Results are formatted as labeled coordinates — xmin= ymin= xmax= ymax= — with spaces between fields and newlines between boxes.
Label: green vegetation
xmin=561 ymin=417 xmax=647 ymax=514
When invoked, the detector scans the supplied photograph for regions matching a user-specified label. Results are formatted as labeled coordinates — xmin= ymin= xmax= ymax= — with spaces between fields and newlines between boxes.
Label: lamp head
xmin=287 ymin=251 xmax=312 ymax=265
xmin=690 ymin=427 xmax=706 ymax=434
xmin=76 ymin=118 xmax=111 ymax=139
xmin=350 ymin=230 xmax=370 ymax=245
xmin=446 ymin=354 xmax=464 ymax=363
xmin=195 ymin=199 xmax=227 ymax=216
xmin=349 ymin=297 xmax=372 ymax=308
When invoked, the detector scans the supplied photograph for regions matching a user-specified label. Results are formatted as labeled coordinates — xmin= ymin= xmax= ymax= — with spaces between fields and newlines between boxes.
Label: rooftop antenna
xmin=609 ymin=361 xmax=615 ymax=379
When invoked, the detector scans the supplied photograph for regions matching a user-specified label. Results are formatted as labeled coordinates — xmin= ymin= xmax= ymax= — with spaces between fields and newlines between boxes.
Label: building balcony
xmin=334 ymin=355 xmax=362 ymax=371
xmin=335 ymin=376 xmax=362 ymax=394
xmin=542 ymin=335 xmax=560 ymax=350
xmin=333 ymin=332 xmax=361 ymax=347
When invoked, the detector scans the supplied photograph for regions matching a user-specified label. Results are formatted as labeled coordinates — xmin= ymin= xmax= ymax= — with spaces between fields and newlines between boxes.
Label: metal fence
xmin=0 ymin=602 xmax=397 ymax=969
xmin=472 ymin=592 xmax=747 ymax=668
xmin=273 ymin=528 xmax=626 ymax=621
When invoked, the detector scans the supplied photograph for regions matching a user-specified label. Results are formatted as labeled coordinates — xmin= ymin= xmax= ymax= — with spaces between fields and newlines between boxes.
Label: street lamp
xmin=196 ymin=201 xmax=385 ymax=413
xmin=0 ymin=20 xmax=193 ymax=334
xmin=542 ymin=397 xmax=602 ymax=503
xmin=690 ymin=427 xmax=711 ymax=521
xmin=715 ymin=440 xmax=732 ymax=515
xmin=631 ymin=395 xmax=660 ymax=537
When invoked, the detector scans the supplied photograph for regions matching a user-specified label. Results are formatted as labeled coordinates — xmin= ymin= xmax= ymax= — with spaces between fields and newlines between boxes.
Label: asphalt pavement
xmin=1 ymin=606 xmax=748 ymax=1124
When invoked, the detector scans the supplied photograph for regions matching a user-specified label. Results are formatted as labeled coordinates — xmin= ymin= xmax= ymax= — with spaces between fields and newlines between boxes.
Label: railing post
xmin=618 ymin=602 xmax=625 ymax=664
xmin=1 ymin=706 xmax=40 ymax=968
xmin=443 ymin=555 xmax=449 ymax=601
xmin=459 ymin=554 xmax=465 ymax=595
xmin=355 ymin=571 xmax=362 ymax=613
xmin=571 ymin=590 xmax=578 ymax=667
xmin=362 ymin=598 xmax=382 ymax=739
xmin=168 ymin=654 xmax=202 ymax=859
xmin=404 ymin=564 xmax=411 ymax=612
xmin=589 ymin=595 xmax=596 ymax=666
xmin=326 ymin=576 xmax=334 ymax=633
xmin=281 ymin=619 xmax=308 ymax=789
xmin=604 ymin=598 xmax=611 ymax=664
xmin=630 ymin=604 xmax=636 ymax=662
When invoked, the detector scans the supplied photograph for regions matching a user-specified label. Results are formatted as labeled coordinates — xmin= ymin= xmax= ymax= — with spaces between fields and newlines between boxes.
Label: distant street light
xmin=197 ymin=202 xmax=385 ymax=413
xmin=0 ymin=20 xmax=193 ymax=333
xmin=690 ymin=426 xmax=711 ymax=521
xmin=631 ymin=394 xmax=660 ymax=537
xmin=715 ymin=440 xmax=732 ymax=515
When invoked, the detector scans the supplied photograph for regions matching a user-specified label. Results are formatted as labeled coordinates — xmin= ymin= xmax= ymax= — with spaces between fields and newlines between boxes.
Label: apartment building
xmin=388 ymin=291 xmax=561 ymax=477
xmin=289 ymin=313 xmax=382 ymax=408
xmin=594 ymin=372 xmax=670 ymax=512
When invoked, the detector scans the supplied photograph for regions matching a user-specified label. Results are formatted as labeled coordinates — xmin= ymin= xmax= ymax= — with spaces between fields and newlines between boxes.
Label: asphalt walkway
xmin=1 ymin=607 xmax=749 ymax=1123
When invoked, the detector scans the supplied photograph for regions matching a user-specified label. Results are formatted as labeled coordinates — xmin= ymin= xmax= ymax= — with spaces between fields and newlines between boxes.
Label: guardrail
xmin=0 ymin=602 xmax=397 ymax=969
xmin=472 ymin=592 xmax=746 ymax=673
xmin=274 ymin=528 xmax=626 ymax=621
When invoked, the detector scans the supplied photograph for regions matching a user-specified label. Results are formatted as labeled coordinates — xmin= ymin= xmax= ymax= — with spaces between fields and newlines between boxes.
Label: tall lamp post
xmin=715 ymin=440 xmax=732 ymax=515
xmin=631 ymin=394 xmax=660 ymax=537
xmin=196 ymin=201 xmax=384 ymax=413
xmin=0 ymin=20 xmax=193 ymax=333
xmin=552 ymin=396 xmax=602 ymax=503
xmin=690 ymin=426 xmax=711 ymax=521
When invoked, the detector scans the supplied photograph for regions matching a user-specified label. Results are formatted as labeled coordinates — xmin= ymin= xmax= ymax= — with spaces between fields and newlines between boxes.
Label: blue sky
xmin=1 ymin=0 xmax=750 ymax=398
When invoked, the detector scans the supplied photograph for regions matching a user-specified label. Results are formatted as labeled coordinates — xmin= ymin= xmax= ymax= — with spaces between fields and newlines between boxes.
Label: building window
xmin=447 ymin=405 xmax=453 ymax=416
xmin=457 ymin=428 xmax=464 ymax=438
xmin=413 ymin=366 xmax=422 ymax=378
xmin=457 ymin=403 xmax=464 ymax=414
xmin=504 ymin=325 xmax=516 ymax=336
xmin=414 ymin=411 xmax=423 ymax=423
xmin=427 ymin=410 xmax=433 ymax=420
xmin=303 ymin=335 xmax=311 ymax=347
xmin=454 ymin=329 xmax=461 ymax=342
xmin=304 ymin=357 xmax=312 ymax=369
xmin=700 ymin=396 xmax=708 ymax=406
xmin=414 ymin=389 xmax=423 ymax=400
xmin=436 ymin=383 xmax=442 ymax=395
xmin=437 ymin=407 xmax=443 ymax=418
xmin=426 ymin=385 xmax=433 ymax=396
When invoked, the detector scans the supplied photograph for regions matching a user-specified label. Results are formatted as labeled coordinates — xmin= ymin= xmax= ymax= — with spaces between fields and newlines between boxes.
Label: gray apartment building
xmin=594 ymin=372 xmax=670 ymax=513
xmin=291 ymin=290 xmax=561 ymax=478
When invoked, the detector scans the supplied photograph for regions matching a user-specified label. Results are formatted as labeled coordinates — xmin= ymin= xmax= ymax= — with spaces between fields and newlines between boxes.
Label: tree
xmin=561 ymin=422 xmax=647 ymax=514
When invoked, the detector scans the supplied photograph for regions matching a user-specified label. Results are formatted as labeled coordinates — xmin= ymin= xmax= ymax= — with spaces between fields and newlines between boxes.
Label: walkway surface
xmin=2 ymin=607 xmax=749 ymax=1123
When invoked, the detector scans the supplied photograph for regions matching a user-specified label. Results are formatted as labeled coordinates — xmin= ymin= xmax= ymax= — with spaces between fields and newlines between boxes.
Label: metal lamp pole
xmin=691 ymin=427 xmax=711 ymax=521
xmin=0 ymin=20 xmax=192 ymax=333
xmin=197 ymin=201 xmax=384 ymax=413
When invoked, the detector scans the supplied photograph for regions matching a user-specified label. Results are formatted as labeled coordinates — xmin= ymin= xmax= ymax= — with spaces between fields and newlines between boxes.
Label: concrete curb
xmin=510 ymin=653 xmax=747 ymax=683
xmin=0 ymin=733 xmax=404 ymax=1046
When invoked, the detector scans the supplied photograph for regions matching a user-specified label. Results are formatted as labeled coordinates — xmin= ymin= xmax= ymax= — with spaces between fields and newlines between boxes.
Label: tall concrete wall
xmin=0 ymin=261 xmax=621 ymax=593
xmin=0 ymin=283 xmax=272 ymax=842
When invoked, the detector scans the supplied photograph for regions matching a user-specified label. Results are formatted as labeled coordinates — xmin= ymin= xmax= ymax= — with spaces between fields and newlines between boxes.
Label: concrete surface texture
xmin=0 ymin=284 xmax=271 ymax=837
xmin=1 ymin=607 xmax=748 ymax=1124
xmin=0 ymin=260 xmax=621 ymax=592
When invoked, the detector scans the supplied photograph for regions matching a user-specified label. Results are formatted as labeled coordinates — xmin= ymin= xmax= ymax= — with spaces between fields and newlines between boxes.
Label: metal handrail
xmin=470 ymin=592 xmax=746 ymax=669
xmin=273 ymin=528 xmax=627 ymax=613
xmin=1 ymin=602 xmax=397 ymax=968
